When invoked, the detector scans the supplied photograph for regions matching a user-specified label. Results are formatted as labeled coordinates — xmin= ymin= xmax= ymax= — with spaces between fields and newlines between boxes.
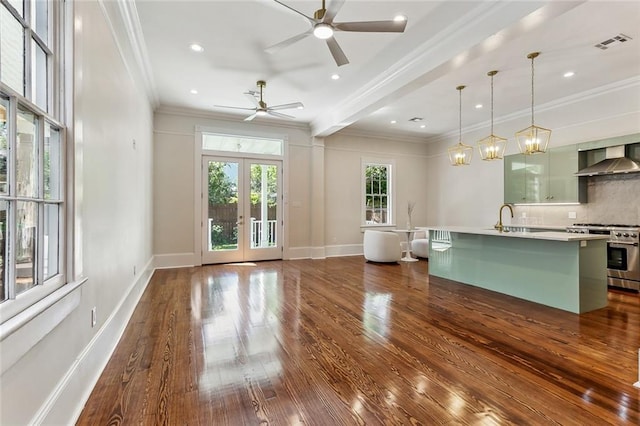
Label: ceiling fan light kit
xmin=268 ymin=0 xmax=408 ymax=67
xmin=478 ymin=70 xmax=507 ymax=161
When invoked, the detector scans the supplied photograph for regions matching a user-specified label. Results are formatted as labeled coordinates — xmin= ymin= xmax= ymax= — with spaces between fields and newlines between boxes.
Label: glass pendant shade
xmin=449 ymin=85 xmax=472 ymax=166
xmin=478 ymin=70 xmax=507 ymax=161
xmin=517 ymin=52 xmax=551 ymax=155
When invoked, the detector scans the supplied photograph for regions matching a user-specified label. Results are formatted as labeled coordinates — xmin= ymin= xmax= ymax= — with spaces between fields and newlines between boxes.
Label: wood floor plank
xmin=76 ymin=257 xmax=640 ymax=425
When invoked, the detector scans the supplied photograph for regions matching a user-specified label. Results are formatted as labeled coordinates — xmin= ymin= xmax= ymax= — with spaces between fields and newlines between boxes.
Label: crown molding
xmin=113 ymin=0 xmax=159 ymax=108
xmin=155 ymin=105 xmax=312 ymax=133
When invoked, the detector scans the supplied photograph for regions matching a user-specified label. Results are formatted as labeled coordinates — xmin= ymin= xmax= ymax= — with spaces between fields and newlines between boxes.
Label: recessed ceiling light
xmin=390 ymin=120 xmax=397 ymax=124
xmin=394 ymin=15 xmax=407 ymax=22
xmin=297 ymin=105 xmax=304 ymax=109
xmin=563 ymin=71 xmax=575 ymax=78
xmin=190 ymin=43 xmax=204 ymax=52
xmin=190 ymin=89 xmax=198 ymax=94
xmin=420 ymin=124 xmax=426 ymax=129
xmin=331 ymin=73 xmax=340 ymax=80
xmin=475 ymin=104 xmax=483 ymax=109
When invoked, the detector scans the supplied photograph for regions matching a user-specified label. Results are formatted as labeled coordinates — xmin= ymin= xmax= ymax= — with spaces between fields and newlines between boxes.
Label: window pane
xmin=31 ymin=38 xmax=48 ymax=110
xmin=44 ymin=124 xmax=60 ymax=199
xmin=44 ymin=203 xmax=58 ymax=279
xmin=30 ymin=0 xmax=48 ymax=44
xmin=16 ymin=201 xmax=37 ymax=295
xmin=0 ymin=5 xmax=25 ymax=95
xmin=17 ymin=107 xmax=37 ymax=197
xmin=364 ymin=164 xmax=390 ymax=225
xmin=0 ymin=98 xmax=7 ymax=194
xmin=202 ymin=133 xmax=283 ymax=156
xmin=0 ymin=200 xmax=7 ymax=302
xmin=7 ymin=0 xmax=23 ymax=17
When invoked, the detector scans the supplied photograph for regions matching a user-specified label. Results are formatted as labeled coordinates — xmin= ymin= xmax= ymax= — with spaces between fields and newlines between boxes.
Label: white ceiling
xmin=134 ymin=0 xmax=640 ymax=140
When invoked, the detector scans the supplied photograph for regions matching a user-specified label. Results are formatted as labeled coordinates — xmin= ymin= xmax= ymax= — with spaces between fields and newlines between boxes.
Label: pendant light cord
xmin=458 ymin=87 xmax=462 ymax=143
xmin=530 ymin=55 xmax=535 ymax=127
xmin=490 ymin=73 xmax=494 ymax=135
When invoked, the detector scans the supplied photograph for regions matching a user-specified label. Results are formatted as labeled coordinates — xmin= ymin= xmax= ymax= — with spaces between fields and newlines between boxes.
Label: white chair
xmin=363 ymin=230 xmax=401 ymax=263
xmin=411 ymin=230 xmax=429 ymax=259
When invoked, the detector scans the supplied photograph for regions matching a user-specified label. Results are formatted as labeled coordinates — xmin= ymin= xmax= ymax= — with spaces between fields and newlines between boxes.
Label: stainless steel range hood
xmin=575 ymin=145 xmax=640 ymax=176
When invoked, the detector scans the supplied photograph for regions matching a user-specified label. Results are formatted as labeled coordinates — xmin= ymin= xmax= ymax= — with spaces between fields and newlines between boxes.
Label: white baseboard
xmin=285 ymin=246 xmax=312 ymax=260
xmin=34 ymin=257 xmax=155 ymax=425
xmin=325 ymin=244 xmax=363 ymax=258
xmin=153 ymin=252 xmax=197 ymax=269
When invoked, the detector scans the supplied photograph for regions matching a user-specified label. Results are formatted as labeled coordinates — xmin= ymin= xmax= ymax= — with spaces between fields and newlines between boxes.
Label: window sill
xmin=0 ymin=277 xmax=88 ymax=374
xmin=360 ymin=224 xmax=397 ymax=232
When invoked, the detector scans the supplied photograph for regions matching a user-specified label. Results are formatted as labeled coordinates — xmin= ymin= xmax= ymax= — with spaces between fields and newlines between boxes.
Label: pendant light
xmin=515 ymin=52 xmax=551 ymax=155
xmin=448 ymin=85 xmax=473 ymax=166
xmin=478 ymin=70 xmax=507 ymax=160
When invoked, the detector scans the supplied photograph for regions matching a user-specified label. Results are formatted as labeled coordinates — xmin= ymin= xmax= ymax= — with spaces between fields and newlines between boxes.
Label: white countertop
xmin=427 ymin=226 xmax=609 ymax=242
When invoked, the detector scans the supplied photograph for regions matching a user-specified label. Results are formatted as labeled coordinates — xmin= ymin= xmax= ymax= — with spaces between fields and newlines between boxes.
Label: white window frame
xmin=0 ymin=0 xmax=72 ymax=322
xmin=361 ymin=158 xmax=395 ymax=229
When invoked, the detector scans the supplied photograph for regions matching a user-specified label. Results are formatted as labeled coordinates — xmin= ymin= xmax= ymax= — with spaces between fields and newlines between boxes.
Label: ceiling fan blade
xmin=326 ymin=37 xmax=349 ymax=67
xmin=214 ymin=105 xmax=257 ymax=111
xmin=244 ymin=93 xmax=260 ymax=107
xmin=244 ymin=113 xmax=259 ymax=121
xmin=272 ymin=0 xmax=315 ymax=24
xmin=267 ymin=111 xmax=295 ymax=120
xmin=323 ymin=0 xmax=345 ymax=24
xmin=265 ymin=30 xmax=312 ymax=54
xmin=269 ymin=102 xmax=304 ymax=111
xmin=334 ymin=20 xmax=407 ymax=33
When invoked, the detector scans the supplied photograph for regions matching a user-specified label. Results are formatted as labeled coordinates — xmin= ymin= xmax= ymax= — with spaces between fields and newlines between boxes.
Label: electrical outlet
xmin=521 ymin=212 xmax=527 ymax=218
xmin=133 ymin=265 xmax=136 ymax=276
xmin=91 ymin=307 xmax=97 ymax=327
xmin=568 ymin=211 xmax=577 ymax=219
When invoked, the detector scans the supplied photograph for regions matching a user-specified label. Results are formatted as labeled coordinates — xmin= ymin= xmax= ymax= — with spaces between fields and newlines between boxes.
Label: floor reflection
xmin=198 ymin=268 xmax=282 ymax=393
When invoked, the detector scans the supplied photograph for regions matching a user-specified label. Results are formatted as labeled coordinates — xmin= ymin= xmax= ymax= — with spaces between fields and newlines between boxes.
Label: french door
xmin=202 ymin=156 xmax=282 ymax=264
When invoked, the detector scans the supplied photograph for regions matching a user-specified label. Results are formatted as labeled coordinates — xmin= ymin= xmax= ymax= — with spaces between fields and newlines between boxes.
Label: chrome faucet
xmin=495 ymin=203 xmax=514 ymax=233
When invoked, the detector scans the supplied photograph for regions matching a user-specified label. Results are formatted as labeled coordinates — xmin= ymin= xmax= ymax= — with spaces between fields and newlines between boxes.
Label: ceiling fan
xmin=214 ymin=80 xmax=304 ymax=121
xmin=266 ymin=0 xmax=407 ymax=67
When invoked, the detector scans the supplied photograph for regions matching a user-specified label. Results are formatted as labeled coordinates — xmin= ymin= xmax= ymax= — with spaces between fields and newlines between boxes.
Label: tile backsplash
xmin=513 ymin=173 xmax=640 ymax=226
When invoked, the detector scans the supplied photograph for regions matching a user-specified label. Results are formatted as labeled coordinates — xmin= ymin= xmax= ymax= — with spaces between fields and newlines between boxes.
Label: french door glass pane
xmin=250 ymin=164 xmax=277 ymax=249
xmin=31 ymin=38 xmax=48 ymax=111
xmin=16 ymin=201 xmax=37 ymax=295
xmin=0 ymin=200 xmax=7 ymax=302
xmin=0 ymin=5 xmax=25 ymax=95
xmin=208 ymin=161 xmax=238 ymax=251
xmin=16 ymin=107 xmax=37 ymax=197
xmin=44 ymin=203 xmax=58 ymax=279
xmin=0 ymin=98 xmax=8 ymax=194
xmin=44 ymin=124 xmax=60 ymax=199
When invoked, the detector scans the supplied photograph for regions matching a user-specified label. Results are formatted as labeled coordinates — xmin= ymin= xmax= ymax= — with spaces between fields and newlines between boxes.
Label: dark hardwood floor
xmin=76 ymin=257 xmax=640 ymax=425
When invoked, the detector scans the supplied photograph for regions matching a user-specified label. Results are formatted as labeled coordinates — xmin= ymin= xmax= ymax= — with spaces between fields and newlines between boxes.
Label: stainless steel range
xmin=567 ymin=223 xmax=640 ymax=291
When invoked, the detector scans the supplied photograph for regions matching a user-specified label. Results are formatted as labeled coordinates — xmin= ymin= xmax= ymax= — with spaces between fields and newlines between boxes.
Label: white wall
xmin=424 ymin=80 xmax=640 ymax=227
xmin=152 ymin=109 xmax=313 ymax=264
xmin=0 ymin=1 xmax=155 ymax=424
xmin=324 ymin=132 xmax=431 ymax=256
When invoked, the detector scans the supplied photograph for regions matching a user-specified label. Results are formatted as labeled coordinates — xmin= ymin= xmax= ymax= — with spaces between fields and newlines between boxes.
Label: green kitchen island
xmin=428 ymin=227 xmax=609 ymax=314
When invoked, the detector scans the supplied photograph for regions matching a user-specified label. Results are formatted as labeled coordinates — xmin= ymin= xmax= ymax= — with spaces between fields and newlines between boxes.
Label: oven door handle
xmin=608 ymin=241 xmax=639 ymax=247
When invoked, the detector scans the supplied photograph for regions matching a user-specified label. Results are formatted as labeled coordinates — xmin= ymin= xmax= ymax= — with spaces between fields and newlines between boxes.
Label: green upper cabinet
xmin=504 ymin=145 xmax=586 ymax=204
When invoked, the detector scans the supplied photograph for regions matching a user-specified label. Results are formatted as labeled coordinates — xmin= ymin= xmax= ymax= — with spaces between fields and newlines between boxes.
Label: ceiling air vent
xmin=595 ymin=33 xmax=632 ymax=50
